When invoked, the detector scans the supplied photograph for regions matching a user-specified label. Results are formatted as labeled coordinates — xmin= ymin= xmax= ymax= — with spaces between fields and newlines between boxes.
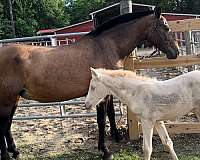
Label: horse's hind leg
xmin=97 ymin=99 xmax=113 ymax=160
xmin=155 ymin=121 xmax=178 ymax=160
xmin=0 ymin=110 xmax=12 ymax=160
xmin=5 ymin=99 xmax=20 ymax=158
xmin=106 ymin=95 xmax=121 ymax=142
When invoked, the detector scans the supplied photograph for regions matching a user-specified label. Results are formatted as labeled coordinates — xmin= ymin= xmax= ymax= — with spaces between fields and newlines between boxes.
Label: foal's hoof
xmin=103 ymin=152 xmax=114 ymax=160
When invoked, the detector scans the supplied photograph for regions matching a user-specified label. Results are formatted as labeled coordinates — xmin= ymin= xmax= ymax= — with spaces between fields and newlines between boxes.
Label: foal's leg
xmin=97 ymin=99 xmax=113 ymax=160
xmin=0 ymin=112 xmax=11 ymax=160
xmin=141 ymin=119 xmax=154 ymax=160
xmin=155 ymin=121 xmax=178 ymax=160
xmin=5 ymin=101 xmax=20 ymax=158
xmin=192 ymin=108 xmax=200 ymax=122
xmin=106 ymin=95 xmax=120 ymax=142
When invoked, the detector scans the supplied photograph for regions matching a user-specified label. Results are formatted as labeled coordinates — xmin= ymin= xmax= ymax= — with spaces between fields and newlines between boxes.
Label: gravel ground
xmin=10 ymin=67 xmax=200 ymax=159
xmin=11 ymin=97 xmax=200 ymax=160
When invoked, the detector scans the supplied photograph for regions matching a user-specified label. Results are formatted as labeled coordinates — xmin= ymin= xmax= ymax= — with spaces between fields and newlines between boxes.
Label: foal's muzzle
xmin=83 ymin=101 xmax=92 ymax=110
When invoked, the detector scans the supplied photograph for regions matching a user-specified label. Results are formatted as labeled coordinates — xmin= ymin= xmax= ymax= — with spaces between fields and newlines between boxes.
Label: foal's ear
xmin=154 ymin=6 xmax=161 ymax=19
xmin=90 ymin=67 xmax=100 ymax=79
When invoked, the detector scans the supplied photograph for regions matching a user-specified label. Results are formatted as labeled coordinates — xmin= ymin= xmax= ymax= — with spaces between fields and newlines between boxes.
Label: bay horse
xmin=0 ymin=7 xmax=179 ymax=160
xmin=85 ymin=68 xmax=200 ymax=160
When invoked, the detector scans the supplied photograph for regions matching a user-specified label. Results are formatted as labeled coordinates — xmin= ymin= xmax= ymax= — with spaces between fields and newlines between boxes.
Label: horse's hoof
xmin=111 ymin=131 xmax=122 ymax=143
xmin=8 ymin=147 xmax=20 ymax=158
xmin=115 ymin=134 xmax=123 ymax=143
xmin=12 ymin=150 xmax=20 ymax=159
xmin=103 ymin=152 xmax=114 ymax=160
xmin=1 ymin=152 xmax=11 ymax=160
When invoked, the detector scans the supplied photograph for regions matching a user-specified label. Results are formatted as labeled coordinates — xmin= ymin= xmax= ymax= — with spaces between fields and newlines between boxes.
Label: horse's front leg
xmin=0 ymin=115 xmax=11 ymax=160
xmin=106 ymin=95 xmax=121 ymax=142
xmin=97 ymin=99 xmax=113 ymax=160
xmin=5 ymin=104 xmax=20 ymax=158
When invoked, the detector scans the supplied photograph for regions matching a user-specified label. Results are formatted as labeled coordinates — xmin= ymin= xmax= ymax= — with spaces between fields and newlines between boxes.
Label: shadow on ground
xmin=16 ymin=131 xmax=200 ymax=160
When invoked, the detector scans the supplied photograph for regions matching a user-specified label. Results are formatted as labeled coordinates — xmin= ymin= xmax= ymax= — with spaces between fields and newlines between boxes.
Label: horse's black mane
xmin=88 ymin=10 xmax=154 ymax=36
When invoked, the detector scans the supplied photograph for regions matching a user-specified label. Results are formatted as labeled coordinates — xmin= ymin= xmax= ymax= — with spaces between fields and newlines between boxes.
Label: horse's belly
xmin=21 ymin=83 xmax=89 ymax=102
xmin=23 ymin=67 xmax=91 ymax=102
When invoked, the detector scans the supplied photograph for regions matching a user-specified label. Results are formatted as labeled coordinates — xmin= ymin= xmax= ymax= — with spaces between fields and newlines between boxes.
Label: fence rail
xmin=14 ymin=99 xmax=122 ymax=120
xmin=2 ymin=29 xmax=200 ymax=121
xmin=0 ymin=32 xmax=89 ymax=47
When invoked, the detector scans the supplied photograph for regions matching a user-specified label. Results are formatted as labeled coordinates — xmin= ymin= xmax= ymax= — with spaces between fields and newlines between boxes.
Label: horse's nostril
xmin=177 ymin=49 xmax=180 ymax=55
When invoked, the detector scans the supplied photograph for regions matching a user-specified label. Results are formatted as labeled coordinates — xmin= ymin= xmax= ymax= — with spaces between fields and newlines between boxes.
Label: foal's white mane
xmin=95 ymin=68 xmax=154 ymax=81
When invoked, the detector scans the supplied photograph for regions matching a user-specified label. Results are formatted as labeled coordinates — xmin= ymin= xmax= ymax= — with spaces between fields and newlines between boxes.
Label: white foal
xmin=85 ymin=68 xmax=200 ymax=160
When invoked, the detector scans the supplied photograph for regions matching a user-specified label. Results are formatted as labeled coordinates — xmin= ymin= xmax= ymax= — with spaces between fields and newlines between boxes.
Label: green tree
xmin=65 ymin=0 xmax=118 ymax=24
xmin=13 ymin=0 xmax=70 ymax=37
xmin=0 ymin=0 xmax=15 ymax=38
xmin=0 ymin=0 xmax=70 ymax=38
xmin=133 ymin=0 xmax=200 ymax=14
xmin=0 ymin=2 xmax=4 ymax=36
xmin=34 ymin=0 xmax=70 ymax=30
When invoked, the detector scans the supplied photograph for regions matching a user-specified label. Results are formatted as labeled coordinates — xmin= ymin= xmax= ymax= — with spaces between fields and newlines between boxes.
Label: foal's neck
xmin=101 ymin=74 xmax=139 ymax=105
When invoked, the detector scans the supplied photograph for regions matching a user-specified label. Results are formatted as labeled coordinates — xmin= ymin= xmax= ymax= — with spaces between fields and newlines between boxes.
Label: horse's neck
xmin=101 ymin=74 xmax=139 ymax=105
xmin=96 ymin=16 xmax=153 ymax=59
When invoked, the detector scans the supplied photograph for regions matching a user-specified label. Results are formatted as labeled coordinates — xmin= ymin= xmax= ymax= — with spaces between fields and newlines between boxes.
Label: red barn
xmin=37 ymin=3 xmax=200 ymax=45
xmin=37 ymin=20 xmax=93 ymax=45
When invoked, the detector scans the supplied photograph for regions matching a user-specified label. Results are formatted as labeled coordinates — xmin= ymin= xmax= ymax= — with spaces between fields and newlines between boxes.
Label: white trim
xmin=163 ymin=12 xmax=200 ymax=17
xmin=0 ymin=32 xmax=89 ymax=43
xmin=90 ymin=3 xmax=200 ymax=18
xmin=90 ymin=3 xmax=120 ymax=16
xmin=90 ymin=3 xmax=155 ymax=16
xmin=132 ymin=3 xmax=155 ymax=9
xmin=55 ymin=20 xmax=93 ymax=32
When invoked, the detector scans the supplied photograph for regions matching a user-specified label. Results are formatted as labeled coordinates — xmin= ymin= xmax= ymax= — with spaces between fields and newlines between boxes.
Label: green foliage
xmin=133 ymin=0 xmax=200 ymax=14
xmin=0 ymin=0 xmax=69 ymax=38
xmin=0 ymin=0 xmax=200 ymax=39
xmin=65 ymin=0 xmax=118 ymax=24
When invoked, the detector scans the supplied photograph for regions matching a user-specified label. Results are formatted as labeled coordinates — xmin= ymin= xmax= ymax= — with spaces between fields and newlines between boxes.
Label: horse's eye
xmin=164 ymin=26 xmax=170 ymax=32
xmin=91 ymin=86 xmax=95 ymax=91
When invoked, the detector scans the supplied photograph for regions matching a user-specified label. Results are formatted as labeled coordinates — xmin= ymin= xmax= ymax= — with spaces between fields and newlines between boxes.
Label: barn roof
xmin=89 ymin=2 xmax=155 ymax=16
xmin=37 ymin=20 xmax=93 ymax=35
xmin=90 ymin=3 xmax=200 ymax=18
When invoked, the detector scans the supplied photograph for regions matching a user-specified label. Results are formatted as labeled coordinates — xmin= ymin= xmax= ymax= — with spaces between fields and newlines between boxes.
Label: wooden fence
xmin=125 ymin=55 xmax=200 ymax=139
xmin=125 ymin=18 xmax=200 ymax=140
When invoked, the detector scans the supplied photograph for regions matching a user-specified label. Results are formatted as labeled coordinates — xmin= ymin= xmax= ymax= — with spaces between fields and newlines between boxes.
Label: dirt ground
xmin=11 ymin=98 xmax=200 ymax=160
xmin=10 ymin=68 xmax=200 ymax=159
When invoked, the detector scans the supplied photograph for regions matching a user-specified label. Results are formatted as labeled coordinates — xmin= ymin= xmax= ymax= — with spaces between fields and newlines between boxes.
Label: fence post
xmin=185 ymin=30 xmax=193 ymax=54
xmin=60 ymin=105 xmax=66 ymax=117
xmin=120 ymin=0 xmax=140 ymax=140
xmin=120 ymin=0 xmax=132 ymax=14
xmin=51 ymin=37 xmax=57 ymax=46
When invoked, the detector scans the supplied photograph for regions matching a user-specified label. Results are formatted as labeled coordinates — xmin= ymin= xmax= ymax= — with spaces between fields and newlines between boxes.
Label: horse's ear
xmin=90 ymin=67 xmax=100 ymax=79
xmin=154 ymin=6 xmax=161 ymax=19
